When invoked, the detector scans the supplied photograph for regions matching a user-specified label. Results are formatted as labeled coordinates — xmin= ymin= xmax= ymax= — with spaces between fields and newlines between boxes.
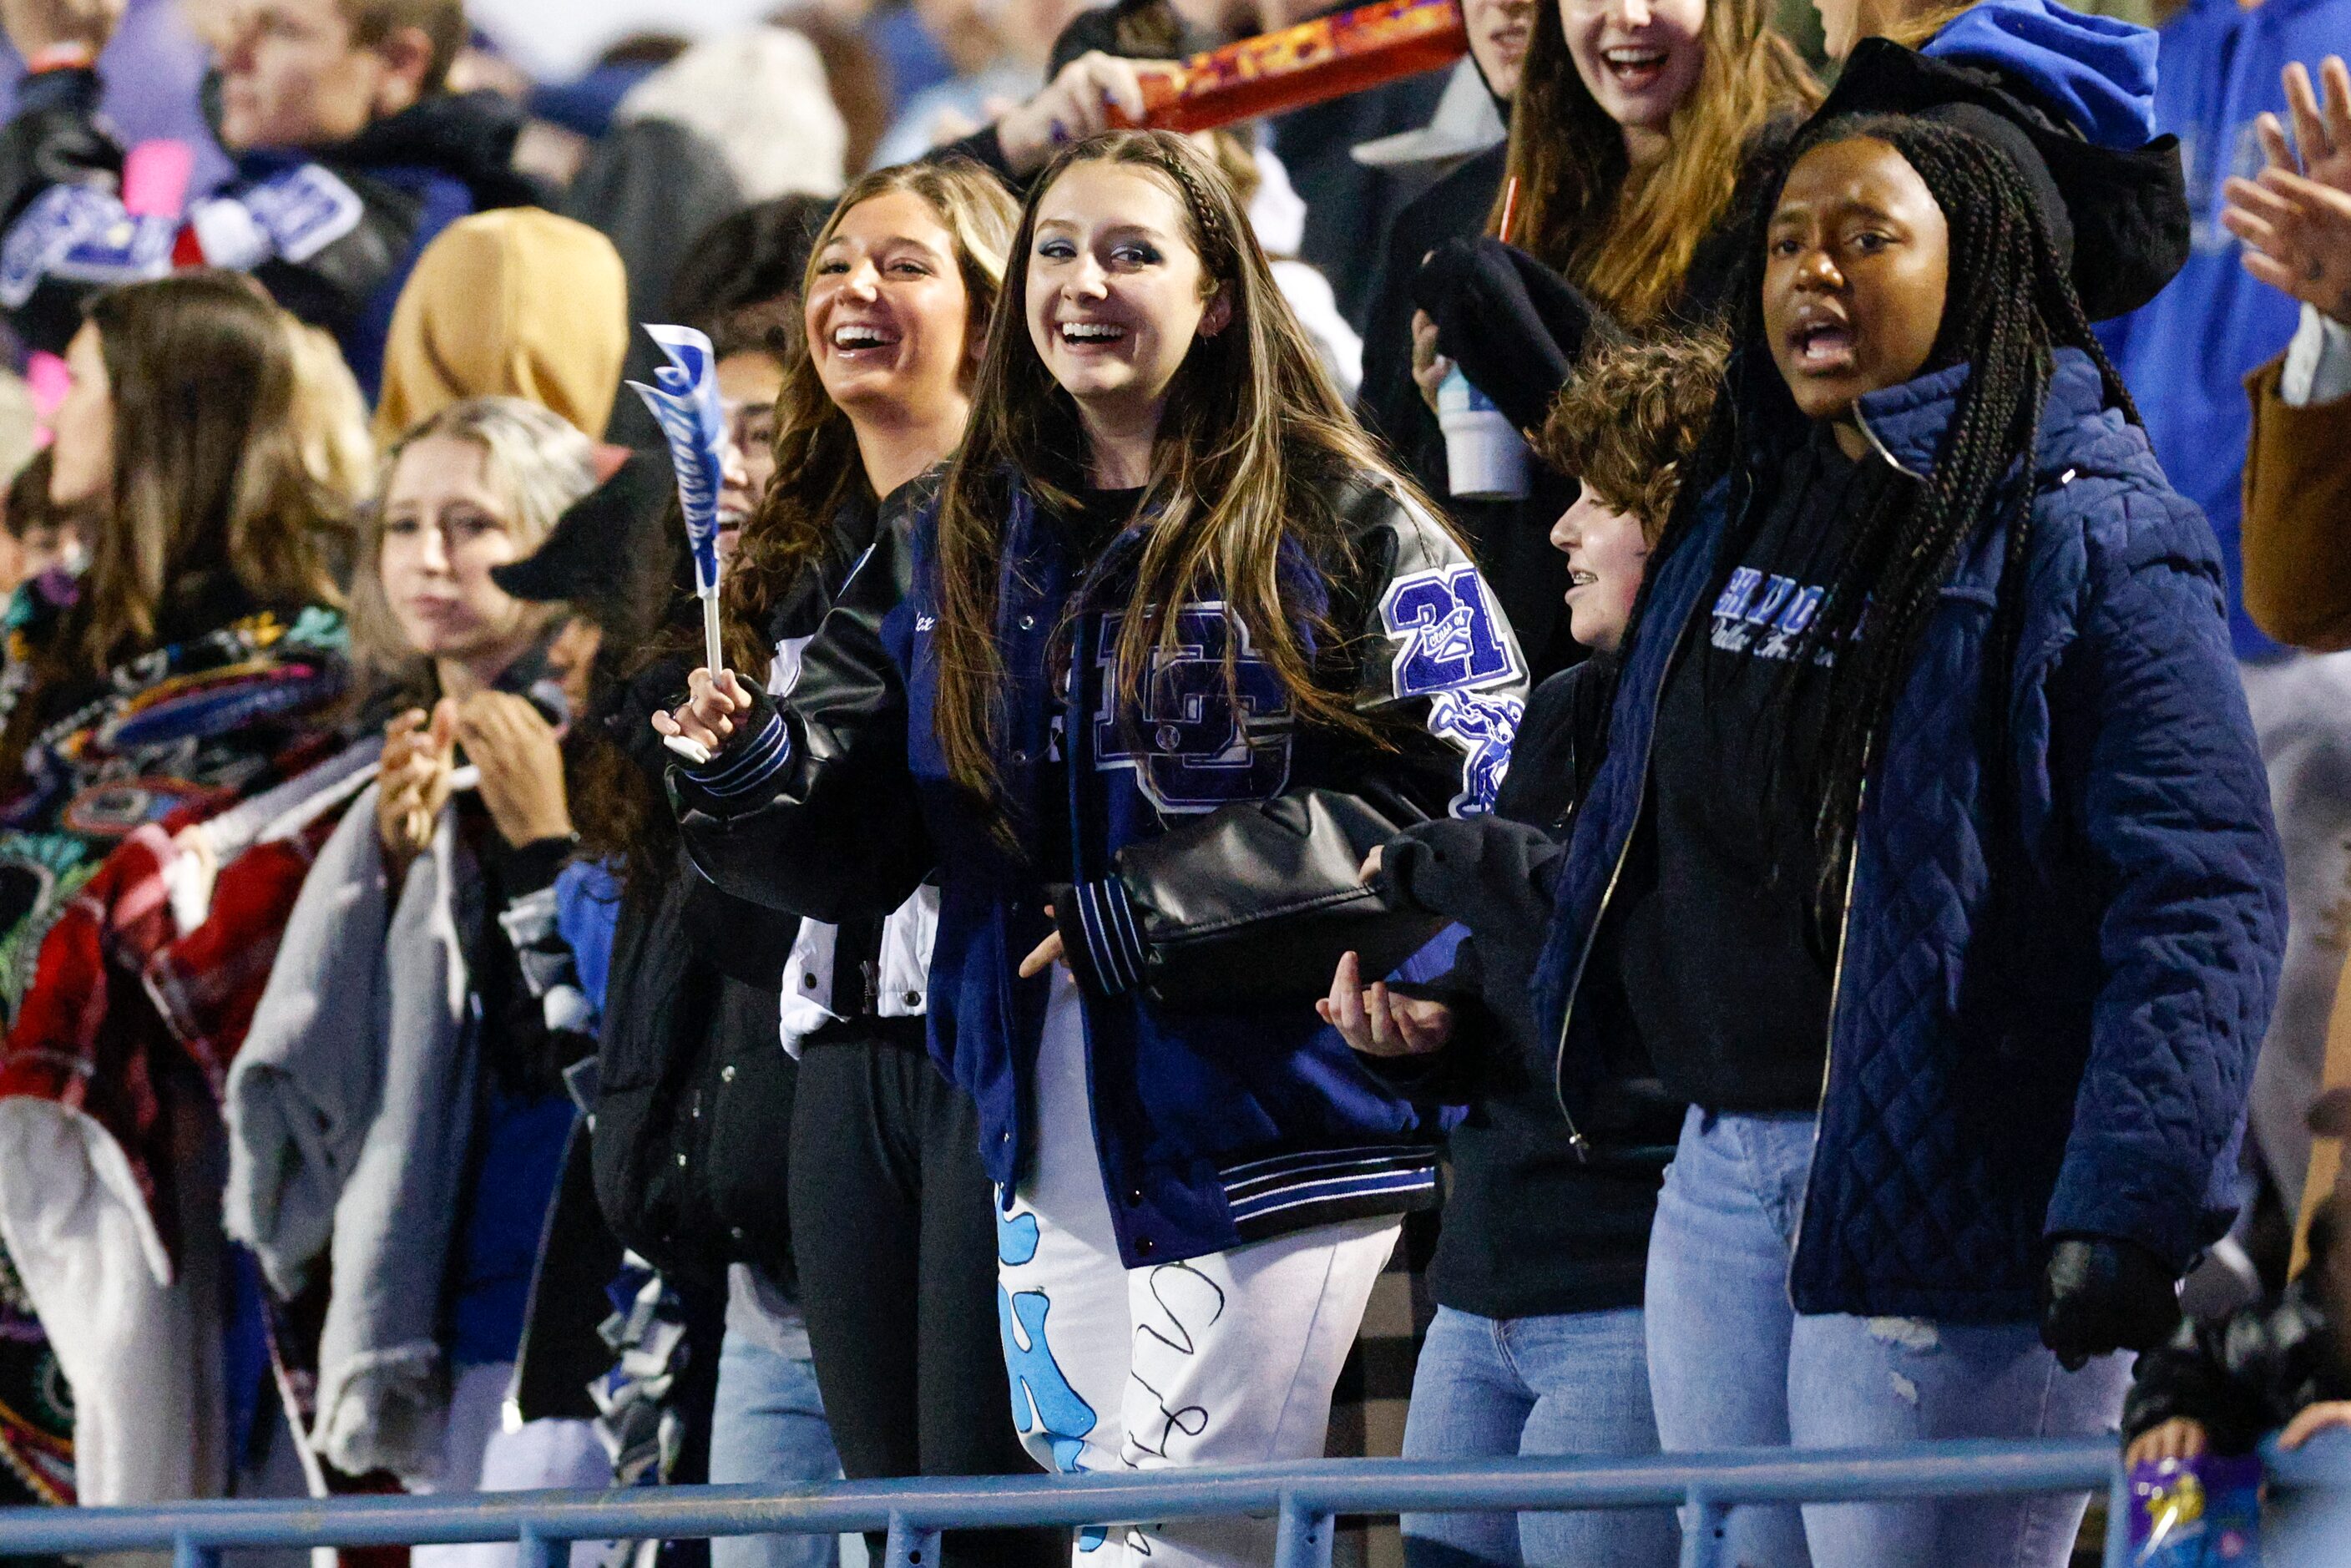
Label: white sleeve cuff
xmin=2279 ymin=302 xmax=2351 ymax=408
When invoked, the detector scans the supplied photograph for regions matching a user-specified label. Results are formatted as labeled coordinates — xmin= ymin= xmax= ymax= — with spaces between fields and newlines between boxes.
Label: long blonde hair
xmin=1498 ymin=0 xmax=1818 ymax=323
xmin=721 ymin=158 xmax=1017 ymax=671
xmin=349 ymin=397 xmax=597 ymax=690
xmin=285 ymin=321 xmax=376 ymax=511
xmin=932 ymin=131 xmax=1445 ymax=818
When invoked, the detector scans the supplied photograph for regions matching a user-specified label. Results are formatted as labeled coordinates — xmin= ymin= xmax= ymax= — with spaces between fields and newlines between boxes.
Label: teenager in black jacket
xmin=1320 ymin=331 xmax=1719 ymax=1568
xmin=611 ymin=161 xmax=1059 ymax=1568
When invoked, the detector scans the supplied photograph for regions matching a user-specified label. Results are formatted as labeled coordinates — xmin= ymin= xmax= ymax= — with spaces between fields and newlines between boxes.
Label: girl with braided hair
xmin=1530 ymin=113 xmax=2288 ymax=1565
xmin=660 ymin=129 xmax=1527 ymax=1568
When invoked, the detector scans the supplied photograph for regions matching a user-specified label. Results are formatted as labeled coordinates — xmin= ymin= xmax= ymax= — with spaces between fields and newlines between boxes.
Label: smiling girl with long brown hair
xmin=660 ymin=129 xmax=1527 ymax=1567
xmin=612 ymin=160 xmax=1061 ymax=1568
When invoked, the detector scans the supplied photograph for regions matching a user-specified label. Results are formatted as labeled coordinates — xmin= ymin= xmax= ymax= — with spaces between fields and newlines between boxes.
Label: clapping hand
xmin=377 ymin=701 xmax=457 ymax=873
xmin=2224 ymin=57 xmax=2351 ymax=324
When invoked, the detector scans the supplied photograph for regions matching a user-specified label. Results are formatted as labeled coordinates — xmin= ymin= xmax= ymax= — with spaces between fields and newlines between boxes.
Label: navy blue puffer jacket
xmin=1532 ymin=348 xmax=2288 ymax=1323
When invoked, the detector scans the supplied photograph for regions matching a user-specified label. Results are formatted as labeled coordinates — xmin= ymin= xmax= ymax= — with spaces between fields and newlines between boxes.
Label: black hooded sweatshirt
xmin=1375 ymin=657 xmax=1685 ymax=1318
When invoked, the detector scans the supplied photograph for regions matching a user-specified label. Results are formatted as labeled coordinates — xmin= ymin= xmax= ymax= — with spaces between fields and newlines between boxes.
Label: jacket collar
xmin=1848 ymin=345 xmax=2108 ymax=479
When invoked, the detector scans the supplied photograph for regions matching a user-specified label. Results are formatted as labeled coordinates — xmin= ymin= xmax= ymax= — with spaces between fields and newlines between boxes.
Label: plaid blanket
xmin=0 ymin=605 xmax=351 ymax=1508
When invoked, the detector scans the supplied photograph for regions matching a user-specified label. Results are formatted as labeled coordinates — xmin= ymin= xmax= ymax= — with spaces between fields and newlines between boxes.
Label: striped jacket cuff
xmin=1057 ymin=877 xmax=1149 ymax=997
xmin=1221 ymin=1144 xmax=1443 ymax=1242
xmin=679 ymin=693 xmax=791 ymax=803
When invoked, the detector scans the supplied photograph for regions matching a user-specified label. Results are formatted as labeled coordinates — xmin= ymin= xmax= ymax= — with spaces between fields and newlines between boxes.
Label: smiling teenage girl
xmin=608 ymin=163 xmax=1046 ymax=1568
xmin=733 ymin=163 xmax=1058 ymax=1568
xmin=661 ymin=130 xmax=1524 ymax=1568
xmin=1534 ymin=114 xmax=2286 ymax=1568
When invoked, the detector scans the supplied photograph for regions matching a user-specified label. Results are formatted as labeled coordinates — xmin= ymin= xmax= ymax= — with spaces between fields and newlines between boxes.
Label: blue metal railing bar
xmin=0 ymin=1439 xmax=2143 ymax=1568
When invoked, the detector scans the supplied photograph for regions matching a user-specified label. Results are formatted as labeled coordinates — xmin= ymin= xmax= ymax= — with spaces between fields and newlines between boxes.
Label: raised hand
xmin=377 ymin=701 xmax=457 ymax=873
xmin=993 ymin=51 xmax=1185 ymax=177
xmin=651 ymin=666 xmax=755 ymax=758
xmin=2224 ymin=58 xmax=2351 ymax=323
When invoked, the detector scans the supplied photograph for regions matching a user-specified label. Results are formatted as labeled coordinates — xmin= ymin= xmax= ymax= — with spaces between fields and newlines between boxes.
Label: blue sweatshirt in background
xmin=1924 ymin=0 xmax=2159 ymax=147
xmin=2099 ymin=0 xmax=2351 ymax=661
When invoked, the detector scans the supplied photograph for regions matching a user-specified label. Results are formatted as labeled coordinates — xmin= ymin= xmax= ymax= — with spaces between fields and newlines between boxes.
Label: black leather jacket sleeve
xmin=668 ymin=504 xmax=935 ymax=924
xmin=1055 ymin=482 xmax=1530 ymax=1010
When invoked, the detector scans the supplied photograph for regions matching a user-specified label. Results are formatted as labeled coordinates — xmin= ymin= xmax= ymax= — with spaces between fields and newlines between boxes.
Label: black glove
xmin=2038 ymin=1235 xmax=2182 ymax=1371
xmin=1410 ymin=237 xmax=1602 ymax=436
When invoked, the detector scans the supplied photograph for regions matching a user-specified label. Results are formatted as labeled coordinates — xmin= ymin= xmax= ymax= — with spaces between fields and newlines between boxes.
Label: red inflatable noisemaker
xmin=1120 ymin=0 xmax=1469 ymax=134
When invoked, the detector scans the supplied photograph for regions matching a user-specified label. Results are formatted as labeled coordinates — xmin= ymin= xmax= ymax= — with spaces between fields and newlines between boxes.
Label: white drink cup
xmin=1437 ymin=364 xmax=1529 ymax=501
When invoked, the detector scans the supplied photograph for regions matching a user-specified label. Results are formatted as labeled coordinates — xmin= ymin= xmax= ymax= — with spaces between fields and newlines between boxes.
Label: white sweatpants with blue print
xmin=996 ymin=967 xmax=1400 ymax=1568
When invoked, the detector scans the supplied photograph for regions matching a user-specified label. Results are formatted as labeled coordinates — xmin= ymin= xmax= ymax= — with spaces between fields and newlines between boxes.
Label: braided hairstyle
xmin=1707 ymin=113 xmax=2137 ymax=935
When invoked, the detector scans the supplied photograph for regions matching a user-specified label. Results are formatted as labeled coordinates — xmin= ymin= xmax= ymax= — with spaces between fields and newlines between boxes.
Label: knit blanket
xmin=0 ymin=605 xmax=351 ymax=1510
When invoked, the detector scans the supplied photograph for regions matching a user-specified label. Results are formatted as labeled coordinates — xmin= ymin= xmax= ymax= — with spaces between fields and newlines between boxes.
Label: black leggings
xmin=787 ymin=1039 xmax=1063 ymax=1568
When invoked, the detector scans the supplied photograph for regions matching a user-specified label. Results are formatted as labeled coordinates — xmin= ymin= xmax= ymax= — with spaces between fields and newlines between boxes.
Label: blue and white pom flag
xmin=629 ymin=324 xmax=734 ymax=766
xmin=629 ymin=324 xmax=729 ymax=675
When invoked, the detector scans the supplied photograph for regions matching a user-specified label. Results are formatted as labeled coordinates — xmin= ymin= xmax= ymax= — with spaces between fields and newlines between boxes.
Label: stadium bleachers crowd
xmin=0 ymin=0 xmax=2344 ymax=1564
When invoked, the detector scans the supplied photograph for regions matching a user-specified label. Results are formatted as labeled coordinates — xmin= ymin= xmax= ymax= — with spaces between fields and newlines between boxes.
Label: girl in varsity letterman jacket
xmin=657 ymin=130 xmax=1524 ymax=1568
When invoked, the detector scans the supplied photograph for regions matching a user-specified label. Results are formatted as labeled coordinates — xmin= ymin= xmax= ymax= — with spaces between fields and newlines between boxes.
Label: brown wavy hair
xmin=1498 ymin=0 xmax=1818 ymax=323
xmin=719 ymin=158 xmax=1017 ymax=672
xmin=930 ymin=130 xmax=1445 ymax=817
xmin=69 ymin=272 xmax=346 ymax=673
xmin=1538 ymin=324 xmax=1728 ymax=543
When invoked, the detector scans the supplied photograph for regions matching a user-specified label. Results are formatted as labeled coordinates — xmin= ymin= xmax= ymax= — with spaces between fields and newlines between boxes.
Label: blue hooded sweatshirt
xmin=1923 ymin=0 xmax=2159 ymax=148
xmin=2097 ymin=0 xmax=2351 ymax=660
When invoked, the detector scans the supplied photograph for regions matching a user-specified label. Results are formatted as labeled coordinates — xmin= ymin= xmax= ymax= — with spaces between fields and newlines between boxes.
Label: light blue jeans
xmin=709 ymin=1268 xmax=842 ymax=1568
xmin=1643 ymin=1107 xmax=2132 ymax=1568
xmin=1400 ymin=1303 xmax=1678 ymax=1567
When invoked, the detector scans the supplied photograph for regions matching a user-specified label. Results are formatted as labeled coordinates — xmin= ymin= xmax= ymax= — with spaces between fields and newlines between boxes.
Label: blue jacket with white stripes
xmin=671 ymin=466 xmax=1527 ymax=1266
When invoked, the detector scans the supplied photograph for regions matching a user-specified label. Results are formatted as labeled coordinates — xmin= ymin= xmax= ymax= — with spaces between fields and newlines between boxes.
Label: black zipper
xmin=1547 ymin=521 xmax=1725 ymax=1160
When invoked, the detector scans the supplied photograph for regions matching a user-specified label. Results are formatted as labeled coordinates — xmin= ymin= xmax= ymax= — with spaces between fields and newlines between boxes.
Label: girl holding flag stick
xmin=657 ymin=130 xmax=1524 ymax=1568
xmin=633 ymin=325 xmax=734 ymax=761
xmin=635 ymin=162 xmax=1060 ymax=1568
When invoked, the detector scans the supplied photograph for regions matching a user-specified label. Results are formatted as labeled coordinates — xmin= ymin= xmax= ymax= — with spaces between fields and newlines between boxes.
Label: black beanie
xmin=1806 ymin=38 xmax=2188 ymax=321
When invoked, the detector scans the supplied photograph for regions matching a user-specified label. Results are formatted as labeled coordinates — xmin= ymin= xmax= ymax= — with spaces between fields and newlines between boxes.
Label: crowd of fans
xmin=0 ymin=0 xmax=2343 ymax=1565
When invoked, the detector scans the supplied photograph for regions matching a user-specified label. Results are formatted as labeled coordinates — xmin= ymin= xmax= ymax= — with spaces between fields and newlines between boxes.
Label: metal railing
xmin=2 ymin=1438 xmax=2343 ymax=1568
